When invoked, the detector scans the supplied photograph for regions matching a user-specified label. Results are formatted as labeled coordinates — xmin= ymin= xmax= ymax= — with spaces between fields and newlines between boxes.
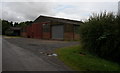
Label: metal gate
xmin=52 ymin=25 xmax=64 ymax=39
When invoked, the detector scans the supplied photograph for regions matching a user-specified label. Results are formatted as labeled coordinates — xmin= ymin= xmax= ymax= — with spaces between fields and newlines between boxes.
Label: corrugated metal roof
xmin=34 ymin=15 xmax=83 ymax=25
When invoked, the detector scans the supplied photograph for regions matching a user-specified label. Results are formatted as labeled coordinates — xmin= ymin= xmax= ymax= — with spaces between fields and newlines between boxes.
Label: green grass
xmin=55 ymin=45 xmax=120 ymax=71
xmin=3 ymin=35 xmax=22 ymax=38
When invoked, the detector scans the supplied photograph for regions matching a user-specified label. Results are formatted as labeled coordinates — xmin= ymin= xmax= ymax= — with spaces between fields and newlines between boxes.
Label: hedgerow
xmin=80 ymin=12 xmax=120 ymax=63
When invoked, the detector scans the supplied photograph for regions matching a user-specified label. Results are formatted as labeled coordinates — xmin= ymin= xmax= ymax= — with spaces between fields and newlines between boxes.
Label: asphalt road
xmin=3 ymin=37 xmax=79 ymax=71
xmin=3 ymin=39 xmax=59 ymax=71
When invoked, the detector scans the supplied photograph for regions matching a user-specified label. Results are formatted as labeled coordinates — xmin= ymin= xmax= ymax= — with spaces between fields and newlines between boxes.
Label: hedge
xmin=79 ymin=12 xmax=120 ymax=63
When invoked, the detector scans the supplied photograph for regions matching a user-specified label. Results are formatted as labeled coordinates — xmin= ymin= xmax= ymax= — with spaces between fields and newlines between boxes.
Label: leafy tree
xmin=2 ymin=20 xmax=12 ymax=35
xmin=9 ymin=21 xmax=13 ymax=27
xmin=14 ymin=21 xmax=33 ymax=27
xmin=14 ymin=22 xmax=19 ymax=27
xmin=19 ymin=21 xmax=33 ymax=27
xmin=1 ymin=19 xmax=33 ymax=35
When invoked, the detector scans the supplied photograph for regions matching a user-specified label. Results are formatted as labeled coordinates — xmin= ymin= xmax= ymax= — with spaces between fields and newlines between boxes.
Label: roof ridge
xmin=38 ymin=15 xmax=82 ymax=22
xmin=34 ymin=15 xmax=83 ymax=24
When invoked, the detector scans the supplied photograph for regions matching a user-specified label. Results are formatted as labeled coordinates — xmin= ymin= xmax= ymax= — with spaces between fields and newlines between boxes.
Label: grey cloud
xmin=1 ymin=2 xmax=118 ymax=22
xmin=2 ymin=2 xmax=55 ymax=22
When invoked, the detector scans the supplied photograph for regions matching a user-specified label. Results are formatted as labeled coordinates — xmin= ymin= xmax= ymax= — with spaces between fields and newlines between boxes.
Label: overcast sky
xmin=1 ymin=0 xmax=119 ymax=22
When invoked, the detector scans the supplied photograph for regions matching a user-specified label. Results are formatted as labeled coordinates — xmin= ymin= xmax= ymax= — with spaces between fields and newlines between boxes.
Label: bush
xmin=80 ymin=12 xmax=120 ymax=63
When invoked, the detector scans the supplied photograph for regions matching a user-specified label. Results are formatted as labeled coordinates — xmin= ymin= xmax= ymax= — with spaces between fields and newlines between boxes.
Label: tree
xmin=10 ymin=21 xmax=13 ymax=27
xmin=2 ymin=19 xmax=33 ymax=35
xmin=14 ymin=21 xmax=33 ymax=27
xmin=14 ymin=22 xmax=19 ymax=27
xmin=2 ymin=20 xmax=12 ymax=35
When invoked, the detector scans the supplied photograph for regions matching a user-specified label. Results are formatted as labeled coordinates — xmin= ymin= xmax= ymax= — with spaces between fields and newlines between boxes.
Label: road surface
xmin=2 ymin=38 xmax=72 ymax=71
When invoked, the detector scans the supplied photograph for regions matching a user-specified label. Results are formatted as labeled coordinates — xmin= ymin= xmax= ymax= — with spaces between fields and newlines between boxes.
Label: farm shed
xmin=5 ymin=27 xmax=21 ymax=36
xmin=21 ymin=15 xmax=83 ymax=40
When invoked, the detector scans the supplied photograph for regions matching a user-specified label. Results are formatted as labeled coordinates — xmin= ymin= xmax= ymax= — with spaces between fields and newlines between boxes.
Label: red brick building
xmin=21 ymin=15 xmax=83 ymax=40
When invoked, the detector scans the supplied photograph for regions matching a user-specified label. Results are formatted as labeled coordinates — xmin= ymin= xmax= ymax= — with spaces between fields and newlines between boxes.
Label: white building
xmin=118 ymin=1 xmax=120 ymax=15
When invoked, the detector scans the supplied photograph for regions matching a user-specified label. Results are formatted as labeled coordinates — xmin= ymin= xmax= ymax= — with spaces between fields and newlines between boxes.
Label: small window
xmin=43 ymin=24 xmax=50 ymax=32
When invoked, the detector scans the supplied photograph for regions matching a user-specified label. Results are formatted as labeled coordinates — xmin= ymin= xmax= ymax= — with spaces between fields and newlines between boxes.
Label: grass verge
xmin=3 ymin=35 xmax=22 ymax=38
xmin=55 ymin=45 xmax=120 ymax=71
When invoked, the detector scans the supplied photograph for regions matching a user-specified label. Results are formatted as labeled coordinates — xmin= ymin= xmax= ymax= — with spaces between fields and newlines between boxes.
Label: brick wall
xmin=42 ymin=32 xmax=51 ymax=39
xmin=31 ymin=23 xmax=43 ymax=39
xmin=21 ymin=32 xmax=27 ymax=37
xmin=74 ymin=33 xmax=80 ymax=40
xmin=64 ymin=32 xmax=74 ymax=40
